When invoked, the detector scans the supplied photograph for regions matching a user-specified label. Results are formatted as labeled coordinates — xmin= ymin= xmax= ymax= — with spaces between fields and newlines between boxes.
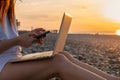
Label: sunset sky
xmin=16 ymin=0 xmax=120 ymax=35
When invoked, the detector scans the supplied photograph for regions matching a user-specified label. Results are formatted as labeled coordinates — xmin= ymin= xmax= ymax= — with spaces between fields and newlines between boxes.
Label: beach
xmin=21 ymin=33 xmax=120 ymax=77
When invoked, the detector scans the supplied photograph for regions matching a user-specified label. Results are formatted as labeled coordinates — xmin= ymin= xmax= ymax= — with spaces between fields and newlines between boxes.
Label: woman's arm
xmin=0 ymin=28 xmax=46 ymax=54
xmin=0 ymin=32 xmax=36 ymax=54
xmin=0 ymin=37 xmax=18 ymax=53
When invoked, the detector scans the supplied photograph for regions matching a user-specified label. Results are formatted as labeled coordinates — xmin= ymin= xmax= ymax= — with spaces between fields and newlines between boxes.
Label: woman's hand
xmin=16 ymin=28 xmax=46 ymax=48
xmin=31 ymin=28 xmax=46 ymax=44
xmin=16 ymin=32 xmax=36 ymax=48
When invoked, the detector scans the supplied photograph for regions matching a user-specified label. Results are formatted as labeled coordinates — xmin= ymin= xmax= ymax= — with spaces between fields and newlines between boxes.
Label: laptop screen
xmin=53 ymin=12 xmax=72 ymax=54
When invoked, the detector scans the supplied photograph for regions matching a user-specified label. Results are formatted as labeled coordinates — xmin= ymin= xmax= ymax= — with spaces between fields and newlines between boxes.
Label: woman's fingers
xmin=33 ymin=37 xmax=44 ymax=44
xmin=32 ymin=28 xmax=46 ymax=34
xmin=30 ymin=28 xmax=47 ymax=44
xmin=29 ymin=32 xmax=38 ymax=36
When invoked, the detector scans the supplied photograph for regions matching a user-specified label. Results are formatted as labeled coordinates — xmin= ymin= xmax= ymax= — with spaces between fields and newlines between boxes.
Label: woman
xmin=0 ymin=0 xmax=119 ymax=80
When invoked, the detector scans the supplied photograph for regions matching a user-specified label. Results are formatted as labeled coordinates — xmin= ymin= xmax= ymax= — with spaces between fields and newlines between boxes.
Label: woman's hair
xmin=0 ymin=0 xmax=15 ymax=28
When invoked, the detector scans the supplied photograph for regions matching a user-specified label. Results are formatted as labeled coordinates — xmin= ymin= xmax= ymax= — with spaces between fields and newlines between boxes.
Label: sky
xmin=15 ymin=0 xmax=120 ymax=35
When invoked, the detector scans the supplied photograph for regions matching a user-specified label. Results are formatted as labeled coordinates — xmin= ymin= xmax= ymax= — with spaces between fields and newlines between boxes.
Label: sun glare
xmin=103 ymin=1 xmax=120 ymax=23
xmin=116 ymin=30 xmax=120 ymax=36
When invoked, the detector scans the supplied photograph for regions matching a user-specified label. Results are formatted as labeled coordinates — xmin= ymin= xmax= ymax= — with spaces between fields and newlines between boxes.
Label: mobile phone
xmin=34 ymin=31 xmax=50 ymax=39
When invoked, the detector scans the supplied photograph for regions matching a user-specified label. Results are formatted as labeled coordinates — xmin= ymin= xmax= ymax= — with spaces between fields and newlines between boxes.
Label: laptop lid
xmin=53 ymin=12 xmax=72 ymax=54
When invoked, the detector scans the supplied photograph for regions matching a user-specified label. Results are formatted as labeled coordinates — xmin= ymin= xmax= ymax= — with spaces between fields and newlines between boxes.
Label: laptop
xmin=10 ymin=12 xmax=72 ymax=63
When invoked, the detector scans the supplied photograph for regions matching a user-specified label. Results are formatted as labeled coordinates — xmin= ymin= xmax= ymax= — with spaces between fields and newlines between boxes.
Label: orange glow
xmin=116 ymin=30 xmax=120 ymax=36
xmin=16 ymin=0 xmax=120 ymax=35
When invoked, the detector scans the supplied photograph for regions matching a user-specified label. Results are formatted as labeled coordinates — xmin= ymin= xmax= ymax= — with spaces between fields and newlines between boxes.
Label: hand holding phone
xmin=34 ymin=31 xmax=50 ymax=39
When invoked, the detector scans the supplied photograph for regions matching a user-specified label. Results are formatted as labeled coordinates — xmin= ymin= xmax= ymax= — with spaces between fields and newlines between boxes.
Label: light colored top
xmin=0 ymin=15 xmax=22 ymax=72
